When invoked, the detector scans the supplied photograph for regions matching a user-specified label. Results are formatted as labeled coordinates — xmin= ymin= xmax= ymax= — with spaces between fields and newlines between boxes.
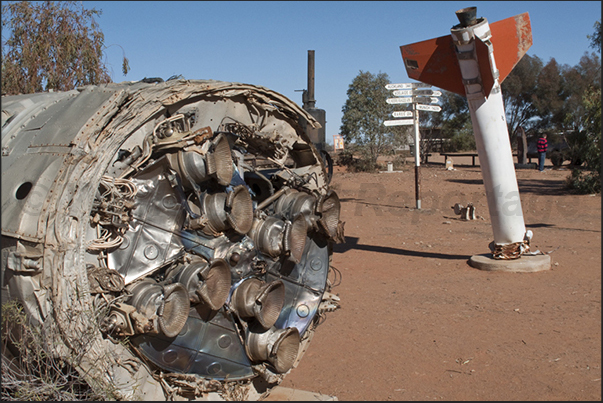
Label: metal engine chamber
xmin=1 ymin=80 xmax=343 ymax=400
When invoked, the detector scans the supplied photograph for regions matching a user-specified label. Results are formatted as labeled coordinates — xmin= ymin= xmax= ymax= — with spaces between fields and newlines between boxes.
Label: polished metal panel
xmin=132 ymin=309 xmax=254 ymax=380
xmin=107 ymin=157 xmax=186 ymax=284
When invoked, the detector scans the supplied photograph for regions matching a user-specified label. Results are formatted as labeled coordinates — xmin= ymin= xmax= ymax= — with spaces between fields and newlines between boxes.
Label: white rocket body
xmin=450 ymin=19 xmax=527 ymax=245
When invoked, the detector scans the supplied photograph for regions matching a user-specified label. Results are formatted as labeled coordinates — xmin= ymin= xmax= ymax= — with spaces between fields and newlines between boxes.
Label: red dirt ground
xmin=279 ymin=153 xmax=601 ymax=401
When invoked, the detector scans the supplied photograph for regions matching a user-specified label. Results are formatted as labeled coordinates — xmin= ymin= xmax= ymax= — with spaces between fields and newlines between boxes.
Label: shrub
xmin=392 ymin=154 xmax=408 ymax=171
xmin=549 ymin=150 xmax=565 ymax=167
xmin=566 ymin=169 xmax=601 ymax=194
xmin=335 ymin=146 xmax=379 ymax=172
xmin=1 ymin=300 xmax=114 ymax=401
xmin=565 ymin=87 xmax=601 ymax=193
xmin=443 ymin=131 xmax=476 ymax=152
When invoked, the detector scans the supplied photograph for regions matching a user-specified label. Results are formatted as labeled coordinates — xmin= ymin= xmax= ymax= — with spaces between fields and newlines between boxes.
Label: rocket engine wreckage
xmin=1 ymin=79 xmax=343 ymax=400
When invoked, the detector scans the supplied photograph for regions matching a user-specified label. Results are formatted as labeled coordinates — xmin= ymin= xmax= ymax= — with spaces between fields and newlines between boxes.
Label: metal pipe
xmin=413 ymin=103 xmax=421 ymax=209
xmin=255 ymin=186 xmax=290 ymax=211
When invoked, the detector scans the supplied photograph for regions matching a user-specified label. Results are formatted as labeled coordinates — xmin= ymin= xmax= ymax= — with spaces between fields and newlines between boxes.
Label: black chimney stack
xmin=301 ymin=50 xmax=326 ymax=150
xmin=307 ymin=50 xmax=316 ymax=109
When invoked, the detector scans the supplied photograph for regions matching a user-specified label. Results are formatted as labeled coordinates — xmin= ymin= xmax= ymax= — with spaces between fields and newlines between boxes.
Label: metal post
xmin=307 ymin=50 xmax=316 ymax=109
xmin=413 ymin=103 xmax=421 ymax=209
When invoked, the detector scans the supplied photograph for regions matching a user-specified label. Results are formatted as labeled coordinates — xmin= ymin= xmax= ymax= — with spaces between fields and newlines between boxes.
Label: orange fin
xmin=400 ymin=34 xmax=465 ymax=95
xmin=490 ymin=12 xmax=532 ymax=83
xmin=400 ymin=12 xmax=532 ymax=96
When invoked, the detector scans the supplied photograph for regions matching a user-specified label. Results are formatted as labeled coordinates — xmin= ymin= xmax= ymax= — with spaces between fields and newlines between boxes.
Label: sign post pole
xmin=413 ymin=103 xmax=421 ymax=209
xmin=384 ymin=83 xmax=442 ymax=210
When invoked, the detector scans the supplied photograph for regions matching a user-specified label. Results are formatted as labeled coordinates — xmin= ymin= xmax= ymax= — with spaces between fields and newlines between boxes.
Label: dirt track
xmin=280 ymin=153 xmax=601 ymax=401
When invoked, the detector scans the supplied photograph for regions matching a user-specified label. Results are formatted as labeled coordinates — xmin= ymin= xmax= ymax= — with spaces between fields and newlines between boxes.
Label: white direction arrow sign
xmin=413 ymin=89 xmax=442 ymax=97
xmin=384 ymin=119 xmax=414 ymax=126
xmin=392 ymin=89 xmax=413 ymax=96
xmin=416 ymin=104 xmax=442 ymax=112
xmin=414 ymin=96 xmax=440 ymax=104
xmin=385 ymin=82 xmax=431 ymax=90
xmin=387 ymin=97 xmax=413 ymax=104
xmin=392 ymin=111 xmax=414 ymax=118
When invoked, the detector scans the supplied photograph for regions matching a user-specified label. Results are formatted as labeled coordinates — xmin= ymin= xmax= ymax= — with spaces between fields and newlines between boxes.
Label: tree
xmin=559 ymin=52 xmax=601 ymax=132
xmin=566 ymin=86 xmax=601 ymax=193
xmin=340 ymin=71 xmax=409 ymax=170
xmin=565 ymin=20 xmax=601 ymax=192
xmin=502 ymin=55 xmax=578 ymax=136
xmin=501 ymin=54 xmax=543 ymax=136
xmin=588 ymin=20 xmax=601 ymax=53
xmin=1 ymin=1 xmax=128 ymax=95
xmin=415 ymin=89 xmax=472 ymax=160
xmin=531 ymin=58 xmax=565 ymax=131
xmin=431 ymin=90 xmax=474 ymax=153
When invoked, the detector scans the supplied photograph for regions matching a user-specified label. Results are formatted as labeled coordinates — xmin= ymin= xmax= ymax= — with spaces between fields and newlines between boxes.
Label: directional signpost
xmin=392 ymin=89 xmax=413 ymax=96
xmin=392 ymin=111 xmax=413 ymax=118
xmin=383 ymin=83 xmax=441 ymax=209
xmin=416 ymin=104 xmax=441 ymax=112
xmin=386 ymin=97 xmax=414 ymax=104
xmin=384 ymin=119 xmax=414 ymax=126
xmin=385 ymin=82 xmax=431 ymax=90
xmin=414 ymin=96 xmax=440 ymax=104
xmin=413 ymin=89 xmax=442 ymax=97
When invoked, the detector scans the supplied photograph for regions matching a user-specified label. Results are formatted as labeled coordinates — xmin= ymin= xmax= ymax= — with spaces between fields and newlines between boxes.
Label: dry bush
xmin=1 ymin=300 xmax=115 ymax=401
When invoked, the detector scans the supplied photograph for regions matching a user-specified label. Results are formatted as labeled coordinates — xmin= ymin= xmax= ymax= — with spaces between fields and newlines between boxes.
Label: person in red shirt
xmin=537 ymin=133 xmax=548 ymax=171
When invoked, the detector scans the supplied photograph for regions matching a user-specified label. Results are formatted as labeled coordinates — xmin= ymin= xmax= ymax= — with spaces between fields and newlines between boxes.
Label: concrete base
xmin=468 ymin=253 xmax=551 ymax=272
xmin=262 ymin=387 xmax=337 ymax=401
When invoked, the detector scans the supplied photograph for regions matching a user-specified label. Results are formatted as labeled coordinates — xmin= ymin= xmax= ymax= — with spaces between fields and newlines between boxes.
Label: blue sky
xmin=71 ymin=2 xmax=603 ymax=143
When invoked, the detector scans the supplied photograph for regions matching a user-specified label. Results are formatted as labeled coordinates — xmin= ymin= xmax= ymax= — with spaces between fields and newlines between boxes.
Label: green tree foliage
xmin=560 ymin=52 xmax=601 ymax=133
xmin=501 ymin=54 xmax=543 ymax=135
xmin=430 ymin=90 xmax=474 ymax=153
xmin=564 ymin=21 xmax=601 ymax=193
xmin=340 ymin=71 xmax=410 ymax=170
xmin=532 ymin=58 xmax=565 ymax=131
xmin=500 ymin=46 xmax=600 ymax=173
xmin=566 ymin=86 xmax=601 ymax=193
xmin=588 ymin=20 xmax=601 ymax=52
xmin=417 ymin=90 xmax=474 ymax=159
xmin=1 ymin=1 xmax=128 ymax=95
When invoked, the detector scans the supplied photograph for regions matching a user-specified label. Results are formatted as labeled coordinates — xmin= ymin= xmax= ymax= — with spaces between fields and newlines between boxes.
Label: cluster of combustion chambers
xmin=85 ymin=110 xmax=342 ymax=381
xmin=1 ymin=80 xmax=342 ymax=398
